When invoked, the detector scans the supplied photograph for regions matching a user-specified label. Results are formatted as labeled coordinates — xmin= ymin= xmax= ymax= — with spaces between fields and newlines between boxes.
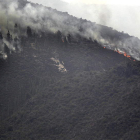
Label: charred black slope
xmin=0 ymin=46 xmax=140 ymax=140
xmin=0 ymin=31 xmax=140 ymax=140
xmin=0 ymin=0 xmax=140 ymax=140
xmin=0 ymin=30 xmax=131 ymax=120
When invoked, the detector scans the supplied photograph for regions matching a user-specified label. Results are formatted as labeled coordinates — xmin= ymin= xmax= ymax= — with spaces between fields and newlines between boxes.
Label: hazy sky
xmin=62 ymin=0 xmax=140 ymax=5
xmin=28 ymin=0 xmax=140 ymax=38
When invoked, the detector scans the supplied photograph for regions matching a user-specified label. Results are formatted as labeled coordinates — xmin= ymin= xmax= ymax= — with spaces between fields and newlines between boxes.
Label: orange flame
xmin=124 ymin=53 xmax=131 ymax=58
xmin=116 ymin=50 xmax=123 ymax=54
xmin=115 ymin=49 xmax=131 ymax=58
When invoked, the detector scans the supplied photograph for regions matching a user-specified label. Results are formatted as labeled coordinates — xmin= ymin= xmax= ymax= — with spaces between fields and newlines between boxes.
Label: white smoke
xmin=0 ymin=0 xmax=140 ymax=60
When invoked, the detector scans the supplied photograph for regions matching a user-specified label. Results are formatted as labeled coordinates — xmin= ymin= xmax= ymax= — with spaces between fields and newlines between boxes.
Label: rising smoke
xmin=0 ymin=0 xmax=140 ymax=60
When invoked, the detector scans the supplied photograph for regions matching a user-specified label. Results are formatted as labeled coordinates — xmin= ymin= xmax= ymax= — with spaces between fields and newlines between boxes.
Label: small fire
xmin=123 ymin=52 xmax=131 ymax=58
xmin=116 ymin=50 xmax=123 ymax=54
xmin=103 ymin=46 xmax=136 ymax=61
xmin=115 ymin=49 xmax=131 ymax=59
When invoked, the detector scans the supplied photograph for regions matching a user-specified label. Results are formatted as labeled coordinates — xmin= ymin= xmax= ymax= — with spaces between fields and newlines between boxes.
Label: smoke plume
xmin=0 ymin=0 xmax=140 ymax=60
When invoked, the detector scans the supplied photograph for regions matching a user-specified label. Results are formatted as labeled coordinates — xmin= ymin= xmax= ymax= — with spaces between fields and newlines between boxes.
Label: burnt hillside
xmin=0 ymin=29 xmax=133 ymax=120
xmin=0 ymin=0 xmax=140 ymax=140
xmin=0 ymin=28 xmax=140 ymax=140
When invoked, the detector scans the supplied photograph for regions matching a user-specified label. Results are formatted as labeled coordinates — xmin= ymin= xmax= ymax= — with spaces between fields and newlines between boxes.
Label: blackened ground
xmin=0 ymin=36 xmax=139 ymax=140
